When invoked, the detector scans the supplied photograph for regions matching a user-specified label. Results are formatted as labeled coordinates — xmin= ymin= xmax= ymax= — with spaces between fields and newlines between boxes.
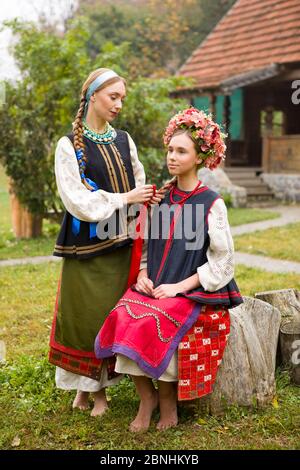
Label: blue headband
xmin=85 ymin=70 xmax=120 ymax=103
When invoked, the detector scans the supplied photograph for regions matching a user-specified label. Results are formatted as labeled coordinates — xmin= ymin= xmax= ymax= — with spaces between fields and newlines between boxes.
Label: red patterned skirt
xmin=178 ymin=304 xmax=230 ymax=400
xmin=95 ymin=288 xmax=230 ymax=400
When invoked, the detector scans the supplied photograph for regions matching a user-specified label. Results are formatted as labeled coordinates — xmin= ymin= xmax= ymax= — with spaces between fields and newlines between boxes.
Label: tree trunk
xmin=9 ymin=179 xmax=43 ymax=238
xmin=198 ymin=296 xmax=281 ymax=415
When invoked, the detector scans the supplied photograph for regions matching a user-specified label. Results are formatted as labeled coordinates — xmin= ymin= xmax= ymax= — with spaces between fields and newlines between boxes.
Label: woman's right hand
xmin=122 ymin=185 xmax=154 ymax=205
xmin=135 ymin=275 xmax=154 ymax=296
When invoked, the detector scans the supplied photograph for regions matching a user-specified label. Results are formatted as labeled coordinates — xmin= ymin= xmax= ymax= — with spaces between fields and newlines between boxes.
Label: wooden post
xmin=264 ymin=106 xmax=274 ymax=135
xmin=209 ymin=93 xmax=216 ymax=119
xmin=262 ymin=135 xmax=271 ymax=172
xmin=8 ymin=178 xmax=43 ymax=238
xmin=223 ymin=94 xmax=231 ymax=166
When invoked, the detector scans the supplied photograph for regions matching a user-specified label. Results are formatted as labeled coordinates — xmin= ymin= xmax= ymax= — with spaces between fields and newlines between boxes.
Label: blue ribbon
xmin=72 ymin=177 xmax=99 ymax=239
xmin=84 ymin=70 xmax=119 ymax=117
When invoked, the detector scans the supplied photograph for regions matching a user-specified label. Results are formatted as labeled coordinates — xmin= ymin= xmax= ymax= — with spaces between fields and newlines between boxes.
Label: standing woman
xmin=49 ymin=68 xmax=154 ymax=416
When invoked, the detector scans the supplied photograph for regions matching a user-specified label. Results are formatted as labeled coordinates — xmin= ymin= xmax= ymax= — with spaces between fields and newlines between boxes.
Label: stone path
xmin=1 ymin=204 xmax=300 ymax=274
xmin=0 ymin=255 xmax=61 ymax=268
xmin=232 ymin=205 xmax=300 ymax=273
xmin=235 ymin=252 xmax=300 ymax=274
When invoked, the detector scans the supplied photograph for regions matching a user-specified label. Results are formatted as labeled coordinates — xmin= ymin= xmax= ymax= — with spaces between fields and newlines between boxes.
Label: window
xmin=260 ymin=109 xmax=285 ymax=137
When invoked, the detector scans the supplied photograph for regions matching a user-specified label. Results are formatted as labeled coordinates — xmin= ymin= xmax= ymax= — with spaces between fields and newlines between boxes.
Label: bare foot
xmin=90 ymin=389 xmax=108 ymax=417
xmin=156 ymin=384 xmax=178 ymax=431
xmin=72 ymin=390 xmax=90 ymax=411
xmin=129 ymin=391 xmax=158 ymax=432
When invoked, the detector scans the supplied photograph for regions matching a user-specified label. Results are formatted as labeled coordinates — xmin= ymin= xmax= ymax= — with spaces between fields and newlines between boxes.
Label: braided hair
xmin=72 ymin=68 xmax=125 ymax=191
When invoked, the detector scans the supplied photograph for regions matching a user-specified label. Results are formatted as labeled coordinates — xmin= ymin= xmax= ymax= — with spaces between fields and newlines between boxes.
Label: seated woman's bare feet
xmin=90 ymin=389 xmax=108 ymax=417
xmin=129 ymin=391 xmax=158 ymax=432
xmin=156 ymin=382 xmax=178 ymax=431
xmin=72 ymin=390 xmax=90 ymax=411
xmin=156 ymin=406 xmax=178 ymax=430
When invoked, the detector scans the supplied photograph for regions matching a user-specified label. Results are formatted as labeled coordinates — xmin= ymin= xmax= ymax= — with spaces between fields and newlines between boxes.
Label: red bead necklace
xmin=169 ymin=180 xmax=202 ymax=205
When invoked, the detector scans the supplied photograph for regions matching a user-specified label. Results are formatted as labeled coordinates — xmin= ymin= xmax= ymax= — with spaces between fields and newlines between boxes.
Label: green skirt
xmin=49 ymin=245 xmax=131 ymax=379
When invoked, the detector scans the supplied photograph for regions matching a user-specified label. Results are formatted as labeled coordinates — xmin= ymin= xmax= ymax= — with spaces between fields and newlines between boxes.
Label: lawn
xmin=0 ymin=262 xmax=299 ymax=450
xmin=234 ymin=222 xmax=300 ymax=263
xmin=227 ymin=207 xmax=280 ymax=227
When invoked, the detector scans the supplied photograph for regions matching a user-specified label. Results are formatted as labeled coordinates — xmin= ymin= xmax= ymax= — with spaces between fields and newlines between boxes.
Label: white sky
xmin=0 ymin=0 xmax=77 ymax=79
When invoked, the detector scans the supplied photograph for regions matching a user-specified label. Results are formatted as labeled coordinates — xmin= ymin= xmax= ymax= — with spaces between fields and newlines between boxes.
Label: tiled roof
xmin=178 ymin=0 xmax=300 ymax=89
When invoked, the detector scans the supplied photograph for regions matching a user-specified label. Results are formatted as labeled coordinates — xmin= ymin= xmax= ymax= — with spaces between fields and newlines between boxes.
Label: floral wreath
xmin=163 ymin=107 xmax=227 ymax=170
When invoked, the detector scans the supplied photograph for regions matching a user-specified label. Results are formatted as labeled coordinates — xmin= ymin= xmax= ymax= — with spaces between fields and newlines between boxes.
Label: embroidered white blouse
xmin=54 ymin=133 xmax=145 ymax=222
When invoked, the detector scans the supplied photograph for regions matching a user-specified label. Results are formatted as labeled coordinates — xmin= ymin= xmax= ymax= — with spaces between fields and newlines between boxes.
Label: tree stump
xmin=199 ymin=296 xmax=281 ymax=414
xmin=255 ymin=289 xmax=300 ymax=385
xmin=255 ymin=289 xmax=300 ymax=326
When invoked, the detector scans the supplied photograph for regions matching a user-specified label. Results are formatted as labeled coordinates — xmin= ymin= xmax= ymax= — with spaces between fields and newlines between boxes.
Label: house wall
xmin=262 ymin=134 xmax=300 ymax=202
xmin=262 ymin=135 xmax=300 ymax=173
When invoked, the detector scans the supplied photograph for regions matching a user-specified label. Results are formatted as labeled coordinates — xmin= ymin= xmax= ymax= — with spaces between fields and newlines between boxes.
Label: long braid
xmin=158 ymin=176 xmax=177 ymax=195
xmin=73 ymin=95 xmax=94 ymax=191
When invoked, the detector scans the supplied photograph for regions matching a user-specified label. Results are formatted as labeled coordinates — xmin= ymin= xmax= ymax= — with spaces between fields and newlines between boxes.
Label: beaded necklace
xmin=83 ymin=119 xmax=117 ymax=144
xmin=169 ymin=180 xmax=202 ymax=205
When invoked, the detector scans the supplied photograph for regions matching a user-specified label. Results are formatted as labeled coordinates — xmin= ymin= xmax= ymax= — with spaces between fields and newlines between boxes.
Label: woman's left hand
xmin=153 ymin=283 xmax=181 ymax=299
xmin=149 ymin=188 xmax=168 ymax=205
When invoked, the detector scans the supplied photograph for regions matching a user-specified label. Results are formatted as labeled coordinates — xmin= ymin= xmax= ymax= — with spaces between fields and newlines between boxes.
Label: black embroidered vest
xmin=53 ymin=130 xmax=136 ymax=259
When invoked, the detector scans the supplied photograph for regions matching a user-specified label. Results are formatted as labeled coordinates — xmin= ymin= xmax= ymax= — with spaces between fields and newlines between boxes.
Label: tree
xmin=80 ymin=0 xmax=237 ymax=76
xmin=82 ymin=0 xmax=202 ymax=76
xmin=0 ymin=19 xmax=94 ymax=222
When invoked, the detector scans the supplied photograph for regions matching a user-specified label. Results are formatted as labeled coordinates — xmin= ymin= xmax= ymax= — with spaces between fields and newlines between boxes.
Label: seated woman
xmin=94 ymin=107 xmax=243 ymax=431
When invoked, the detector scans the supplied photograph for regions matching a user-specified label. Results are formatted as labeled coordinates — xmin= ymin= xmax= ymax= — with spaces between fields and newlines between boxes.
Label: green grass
xmin=0 ymin=262 xmax=60 ymax=359
xmin=234 ymin=223 xmax=300 ymax=263
xmin=0 ymin=228 xmax=58 ymax=260
xmin=0 ymin=355 xmax=299 ymax=450
xmin=235 ymin=264 xmax=300 ymax=295
xmin=0 ymin=261 xmax=299 ymax=450
xmin=227 ymin=207 xmax=280 ymax=227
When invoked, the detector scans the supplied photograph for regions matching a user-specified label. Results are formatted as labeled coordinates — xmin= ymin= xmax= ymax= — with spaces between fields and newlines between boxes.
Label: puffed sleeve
xmin=126 ymin=132 xmax=146 ymax=187
xmin=197 ymin=198 xmax=234 ymax=291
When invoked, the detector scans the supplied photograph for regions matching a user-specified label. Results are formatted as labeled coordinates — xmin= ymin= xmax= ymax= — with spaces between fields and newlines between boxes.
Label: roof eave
xmin=172 ymin=63 xmax=286 ymax=97
xmin=220 ymin=63 xmax=283 ymax=93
